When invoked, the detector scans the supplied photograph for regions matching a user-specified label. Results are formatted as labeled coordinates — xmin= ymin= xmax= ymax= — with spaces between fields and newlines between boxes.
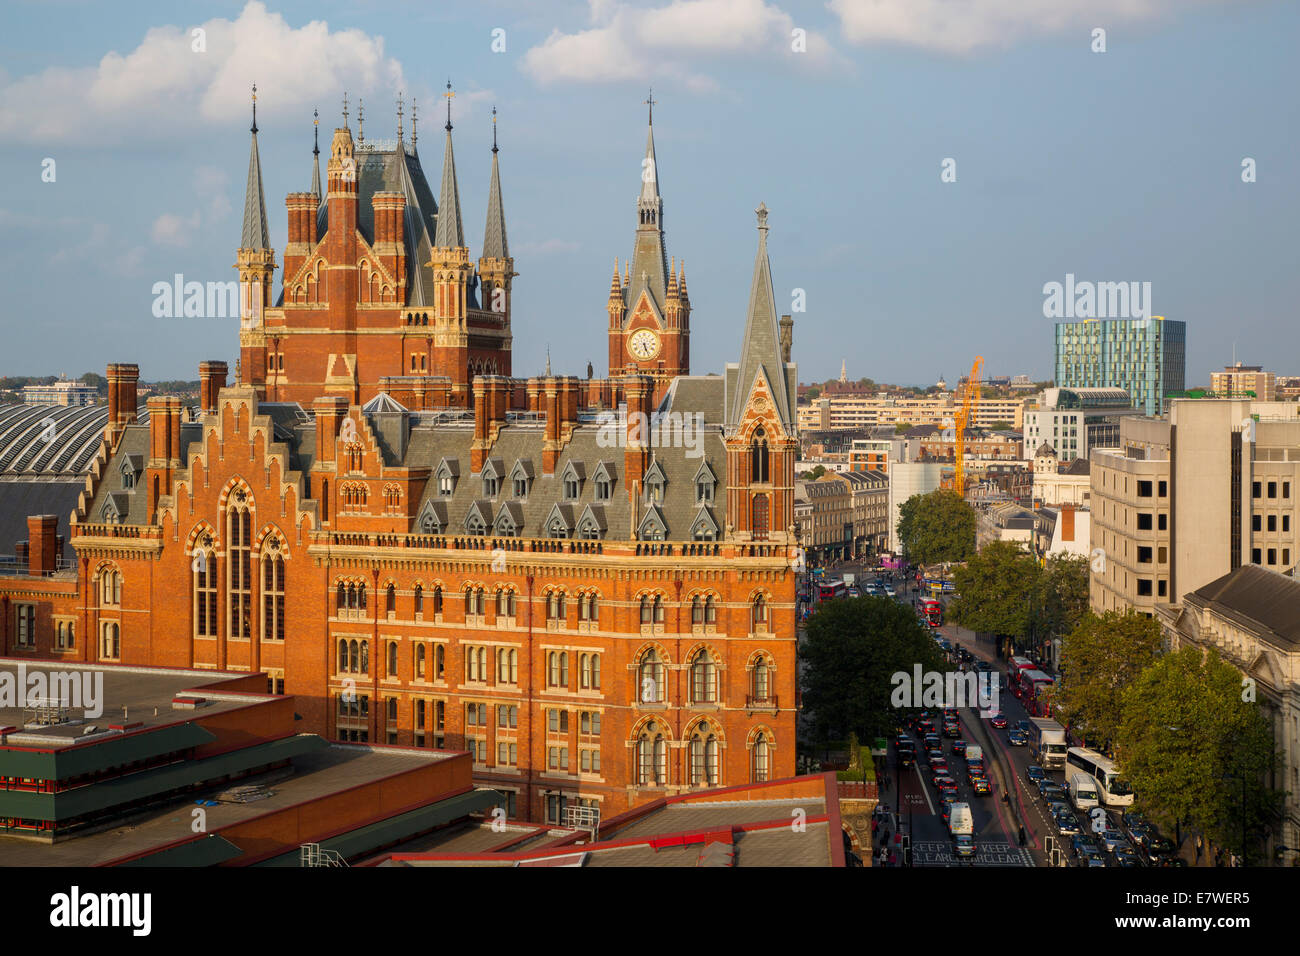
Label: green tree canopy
xmin=896 ymin=489 xmax=977 ymax=566
xmin=1056 ymin=610 xmax=1161 ymax=747
xmin=1118 ymin=645 xmax=1283 ymax=863
xmin=946 ymin=540 xmax=1040 ymax=639
xmin=1040 ymin=555 xmax=1090 ymax=639
xmin=801 ymin=597 xmax=946 ymax=743
xmin=801 ymin=464 xmax=827 ymax=480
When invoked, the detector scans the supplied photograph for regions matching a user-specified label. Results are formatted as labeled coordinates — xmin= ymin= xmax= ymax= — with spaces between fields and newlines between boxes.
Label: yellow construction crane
xmin=953 ymin=355 xmax=984 ymax=497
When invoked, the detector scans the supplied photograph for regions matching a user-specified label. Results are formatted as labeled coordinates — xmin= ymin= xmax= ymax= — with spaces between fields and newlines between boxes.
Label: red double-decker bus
xmin=1007 ymin=657 xmax=1036 ymax=698
xmin=1021 ymin=669 xmax=1055 ymax=716
xmin=920 ymin=599 xmax=943 ymax=627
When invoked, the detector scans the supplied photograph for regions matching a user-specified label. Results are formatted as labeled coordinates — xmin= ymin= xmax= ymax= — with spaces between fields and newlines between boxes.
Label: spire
xmin=482 ymin=106 xmax=509 ymax=260
xmin=311 ymin=108 xmax=322 ymax=199
xmin=840 ymin=359 xmax=847 ymax=384
xmin=434 ymin=81 xmax=464 ymax=249
xmin=639 ymin=88 xmax=661 ymax=207
xmin=342 ymin=91 xmax=349 ymax=128
xmin=546 ymin=347 xmax=552 ymax=377
xmin=241 ymin=84 xmax=271 ymax=251
xmin=358 ymin=97 xmax=365 ymax=145
xmin=609 ymin=258 xmax=622 ymax=297
xmin=727 ymin=203 xmax=794 ymax=428
xmin=396 ymin=90 xmax=404 ymax=143
xmin=624 ymin=92 xmax=668 ymax=321
xmin=412 ymin=98 xmax=418 ymax=153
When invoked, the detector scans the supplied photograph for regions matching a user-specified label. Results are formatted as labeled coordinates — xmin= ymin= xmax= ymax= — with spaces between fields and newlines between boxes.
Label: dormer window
xmin=513 ymin=477 xmax=527 ymax=498
xmin=564 ymin=477 xmax=580 ymax=500
xmin=596 ymin=477 xmax=611 ymax=501
xmin=508 ymin=459 xmax=534 ymax=500
xmin=468 ymin=513 xmax=486 ymax=535
xmin=647 ymin=482 xmax=663 ymax=505
xmin=435 ymin=458 xmax=459 ymax=497
xmin=439 ymin=475 xmax=454 ymax=496
xmin=548 ymin=516 xmax=570 ymax=539
xmin=592 ymin=462 xmax=615 ymax=502
xmin=484 ymin=476 xmax=499 ymax=497
xmin=693 ymin=461 xmax=716 ymax=505
xmin=561 ymin=462 xmax=585 ymax=502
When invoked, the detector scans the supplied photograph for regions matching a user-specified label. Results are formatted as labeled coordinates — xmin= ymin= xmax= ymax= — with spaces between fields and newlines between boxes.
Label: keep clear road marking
xmin=912 ymin=841 xmax=1034 ymax=867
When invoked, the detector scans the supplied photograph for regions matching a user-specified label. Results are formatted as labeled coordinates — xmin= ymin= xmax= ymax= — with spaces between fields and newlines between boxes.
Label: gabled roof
xmin=1184 ymin=565 xmax=1300 ymax=648
xmin=592 ymin=460 xmax=616 ymax=484
xmin=689 ymin=505 xmax=719 ymax=538
xmin=508 ymin=458 xmax=535 ymax=483
xmin=577 ymin=503 xmax=607 ymax=534
xmin=416 ymin=499 xmax=448 ymax=533
xmin=643 ymin=458 xmax=667 ymax=487
xmin=560 ymin=459 xmax=586 ymax=484
xmin=494 ymin=501 xmax=524 ymax=534
xmin=692 ymin=460 xmax=717 ymax=485
xmin=480 ymin=457 xmax=505 ymax=481
xmin=544 ymin=502 xmax=575 ymax=535
xmin=637 ymin=504 xmax=667 ymax=539
xmin=464 ymin=500 xmax=492 ymax=532
xmin=435 ymin=456 xmax=460 ymax=480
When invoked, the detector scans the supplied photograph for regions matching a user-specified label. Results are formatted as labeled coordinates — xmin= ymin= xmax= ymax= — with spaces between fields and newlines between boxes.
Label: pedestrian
xmin=1018 ymin=825 xmax=1026 ymax=847
xmin=872 ymin=817 xmax=879 ymax=837
xmin=888 ymin=849 xmax=897 ymax=866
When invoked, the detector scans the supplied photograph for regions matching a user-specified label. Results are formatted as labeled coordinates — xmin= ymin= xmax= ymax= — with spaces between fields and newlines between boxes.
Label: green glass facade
xmin=1054 ymin=318 xmax=1186 ymax=416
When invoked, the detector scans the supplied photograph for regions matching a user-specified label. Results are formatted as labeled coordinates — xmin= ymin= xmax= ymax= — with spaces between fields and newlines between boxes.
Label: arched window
xmin=689 ymin=724 xmax=720 ymax=786
xmin=752 ymin=733 xmax=772 ymax=782
xmin=637 ymin=724 xmax=668 ymax=785
xmin=415 ymin=643 xmax=427 ymax=679
xmin=752 ymin=426 xmax=769 ymax=483
xmin=262 ymin=552 xmax=285 ymax=641
xmin=691 ymin=594 xmax=703 ymax=625
xmin=432 ymin=585 xmax=443 ymax=615
xmin=497 ymin=588 xmax=516 ymax=617
xmin=690 ymin=649 xmax=717 ymax=704
xmin=338 ymin=639 xmax=348 ymax=672
xmin=752 ymin=494 xmax=770 ymax=540
xmin=358 ymin=583 xmax=367 ymax=611
xmin=414 ymin=584 xmax=423 ymax=616
xmin=548 ymin=590 xmax=566 ymax=622
xmin=337 ymin=582 xmax=346 ymax=612
xmin=388 ymin=641 xmax=398 ymax=677
xmin=653 ymin=594 xmax=665 ymax=624
xmin=386 ymin=583 xmax=396 ymax=614
xmin=705 ymin=595 xmax=717 ymax=625
xmin=194 ymin=548 xmax=217 ymax=637
xmin=639 ymin=595 xmax=652 ymax=625
xmin=579 ymin=593 xmax=598 ymax=623
xmin=637 ymin=648 xmax=664 ymax=704
xmin=434 ymin=644 xmax=445 ymax=679
xmin=100 ymin=567 xmax=122 ymax=606
xmin=498 ymin=647 xmax=518 ymax=684
xmin=228 ymin=503 xmax=252 ymax=639
xmin=753 ymin=656 xmax=771 ymax=702
xmin=101 ymin=622 xmax=120 ymax=660
xmin=752 ymin=594 xmax=770 ymax=633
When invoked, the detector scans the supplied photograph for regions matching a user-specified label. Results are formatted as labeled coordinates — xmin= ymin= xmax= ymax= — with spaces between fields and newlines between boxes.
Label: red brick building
xmin=0 ymin=101 xmax=800 ymax=824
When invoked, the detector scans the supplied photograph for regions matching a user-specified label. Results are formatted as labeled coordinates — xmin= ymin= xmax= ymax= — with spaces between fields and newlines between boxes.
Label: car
xmin=1035 ymin=776 xmax=1057 ymax=796
xmin=1047 ymin=799 xmax=1073 ymax=818
xmin=917 ymin=719 xmax=936 ymax=737
xmin=1155 ymin=856 xmax=1188 ymax=868
xmin=1122 ymin=810 xmax=1147 ymax=831
xmin=989 ymin=714 xmax=1007 ymax=729
xmin=951 ymin=739 xmax=967 ymax=757
xmin=1145 ymin=837 xmax=1177 ymax=859
xmin=935 ymin=776 xmax=958 ymax=798
xmin=1127 ymin=824 xmax=1155 ymax=849
xmin=1041 ymin=784 xmax=1067 ymax=802
xmin=846 ymin=586 xmax=860 ymax=598
xmin=970 ymin=774 xmax=991 ymax=795
xmin=1115 ymin=846 xmax=1144 ymax=868
xmin=974 ymin=660 xmax=992 ymax=672
xmin=1025 ymin=765 xmax=1046 ymax=785
xmin=929 ymin=757 xmax=950 ymax=777
xmin=1080 ymin=846 xmax=1109 ymax=867
xmin=923 ymin=735 xmax=943 ymax=754
xmin=1014 ymin=719 xmax=1031 ymax=735
xmin=940 ymin=800 xmax=953 ymax=826
xmin=1099 ymin=829 xmax=1127 ymax=853
xmin=1007 ymin=729 xmax=1028 ymax=746
xmin=1055 ymin=812 xmax=1081 ymax=837
xmin=943 ymin=722 xmax=961 ymax=739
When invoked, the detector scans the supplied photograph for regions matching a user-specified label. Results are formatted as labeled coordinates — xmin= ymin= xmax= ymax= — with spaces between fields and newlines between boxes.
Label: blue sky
xmin=1 ymin=0 xmax=1296 ymax=387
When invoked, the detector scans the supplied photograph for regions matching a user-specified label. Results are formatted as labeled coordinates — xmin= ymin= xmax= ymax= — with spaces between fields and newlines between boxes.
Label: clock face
xmin=628 ymin=328 xmax=660 ymax=360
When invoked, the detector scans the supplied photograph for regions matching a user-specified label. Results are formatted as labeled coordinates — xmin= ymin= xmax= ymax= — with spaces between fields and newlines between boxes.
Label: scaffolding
xmin=22 ymin=697 xmax=71 ymax=728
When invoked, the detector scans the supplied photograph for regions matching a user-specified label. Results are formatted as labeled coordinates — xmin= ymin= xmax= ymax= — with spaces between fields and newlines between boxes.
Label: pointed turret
xmin=434 ymin=93 xmax=465 ymax=249
xmin=430 ymin=81 xmax=473 ymax=405
xmin=311 ymin=108 xmax=322 ymax=200
xmin=479 ymin=105 xmax=516 ymax=329
xmin=623 ymin=92 xmax=668 ymax=322
xmin=726 ymin=203 xmax=795 ymax=430
xmin=235 ymin=84 xmax=276 ymax=394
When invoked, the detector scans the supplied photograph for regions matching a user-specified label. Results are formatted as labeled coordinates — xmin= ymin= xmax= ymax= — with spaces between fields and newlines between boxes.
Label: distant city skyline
xmin=1 ymin=1 xmax=1296 ymax=386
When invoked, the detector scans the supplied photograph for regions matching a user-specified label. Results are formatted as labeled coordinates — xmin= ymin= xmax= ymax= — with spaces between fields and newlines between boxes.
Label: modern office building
xmin=1054 ymin=318 xmax=1186 ymax=417
xmin=20 ymin=380 xmax=99 ymax=407
xmin=1090 ymin=399 xmax=1300 ymax=615
xmin=1022 ymin=387 xmax=1141 ymax=463
xmin=796 ymin=394 xmax=1027 ymax=432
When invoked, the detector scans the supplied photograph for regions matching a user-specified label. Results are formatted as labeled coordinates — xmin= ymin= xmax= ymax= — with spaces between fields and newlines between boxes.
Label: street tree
xmin=1056 ymin=610 xmax=1161 ymax=748
xmin=895 ymin=489 xmax=976 ymax=565
xmin=946 ymin=540 xmax=1039 ymax=643
xmin=1118 ymin=645 xmax=1283 ymax=863
xmin=801 ymin=596 xmax=946 ymax=744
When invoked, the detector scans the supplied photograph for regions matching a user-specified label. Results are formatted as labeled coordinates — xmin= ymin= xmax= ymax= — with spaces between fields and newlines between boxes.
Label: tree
xmin=801 ymin=464 xmax=827 ymax=480
xmin=946 ymin=541 xmax=1040 ymax=641
xmin=1056 ymin=610 xmax=1161 ymax=748
xmin=1118 ymin=646 xmax=1283 ymax=863
xmin=1040 ymin=555 xmax=1089 ymax=639
xmin=893 ymin=422 xmax=910 ymax=434
xmin=895 ymin=489 xmax=976 ymax=565
xmin=801 ymin=597 xmax=946 ymax=743
xmin=985 ymin=420 xmax=1014 ymax=432
xmin=805 ymin=386 xmax=821 ymax=401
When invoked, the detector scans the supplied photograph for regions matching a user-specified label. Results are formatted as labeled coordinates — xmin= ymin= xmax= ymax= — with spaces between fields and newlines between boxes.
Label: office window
xmin=1268 ymin=515 xmax=1278 ymax=532
xmin=1158 ymin=481 xmax=1167 ymax=497
xmin=1137 ymin=579 xmax=1152 ymax=596
xmin=1253 ymin=482 xmax=1262 ymax=499
xmin=1137 ymin=481 xmax=1152 ymax=498
xmin=1268 ymin=549 xmax=1277 ymax=565
xmin=1285 ymin=515 xmax=1291 ymax=532
xmin=1157 ymin=580 xmax=1167 ymax=597
xmin=1285 ymin=482 xmax=1291 ymax=499
xmin=16 ymin=605 xmax=36 ymax=647
xmin=1253 ymin=514 xmax=1262 ymax=532
xmin=1158 ymin=514 xmax=1167 ymax=531
xmin=1285 ymin=549 xmax=1291 ymax=566
xmin=1137 ymin=547 xmax=1152 ymax=564
xmin=1269 ymin=482 xmax=1278 ymax=499
xmin=1252 ymin=548 xmax=1262 ymax=563
xmin=1137 ymin=513 xmax=1153 ymax=531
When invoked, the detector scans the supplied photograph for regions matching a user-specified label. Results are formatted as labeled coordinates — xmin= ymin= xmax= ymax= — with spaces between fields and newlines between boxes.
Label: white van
xmin=1068 ymin=772 xmax=1100 ymax=811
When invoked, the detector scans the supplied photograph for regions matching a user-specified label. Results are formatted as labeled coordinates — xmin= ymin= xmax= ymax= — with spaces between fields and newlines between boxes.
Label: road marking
xmin=911 ymin=840 xmax=1034 ymax=867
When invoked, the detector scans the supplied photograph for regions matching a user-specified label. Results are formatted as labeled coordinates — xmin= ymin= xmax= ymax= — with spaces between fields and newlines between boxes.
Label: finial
xmin=250 ymin=83 xmax=258 ymax=134
xmin=545 ymin=347 xmax=552 ymax=377
xmin=358 ymin=97 xmax=365 ymax=144
xmin=412 ymin=98 xmax=418 ymax=150
xmin=313 ymin=108 xmax=319 ymax=156
xmin=444 ymin=79 xmax=454 ymax=131
xmin=756 ymin=202 xmax=769 ymax=235
xmin=644 ymin=87 xmax=656 ymax=125
xmin=491 ymin=106 xmax=498 ymax=154
xmin=342 ymin=91 xmax=349 ymax=128
xmin=396 ymin=90 xmax=404 ymax=142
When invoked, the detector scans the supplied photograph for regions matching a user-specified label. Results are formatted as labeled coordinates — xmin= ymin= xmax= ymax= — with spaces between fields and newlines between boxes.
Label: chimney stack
xmin=106 ymin=363 xmax=139 ymax=442
xmin=199 ymin=361 xmax=228 ymax=414
xmin=146 ymin=396 xmax=185 ymax=517
xmin=26 ymin=515 xmax=59 ymax=575
xmin=472 ymin=376 xmax=511 ymax=472
xmin=313 ymin=396 xmax=348 ymax=466
xmin=623 ymin=374 xmax=653 ymax=492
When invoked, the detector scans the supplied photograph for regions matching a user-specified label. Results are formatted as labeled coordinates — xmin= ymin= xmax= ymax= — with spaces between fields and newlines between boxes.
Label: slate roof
xmin=1184 ymin=565 xmax=1300 ymax=649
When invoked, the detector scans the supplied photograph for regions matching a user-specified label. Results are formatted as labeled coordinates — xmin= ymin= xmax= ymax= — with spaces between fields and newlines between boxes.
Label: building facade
xmin=20 ymin=380 xmax=99 ymax=407
xmin=1054 ymin=317 xmax=1186 ymax=417
xmin=796 ymin=394 xmax=1027 ymax=432
xmin=1022 ymin=386 xmax=1140 ymax=463
xmin=0 ymin=107 xmax=801 ymax=825
xmin=1211 ymin=363 xmax=1276 ymax=402
xmin=1090 ymin=399 xmax=1300 ymax=615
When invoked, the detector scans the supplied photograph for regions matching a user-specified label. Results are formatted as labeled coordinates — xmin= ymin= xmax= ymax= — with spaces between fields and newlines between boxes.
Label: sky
xmin=0 ymin=0 xmax=1296 ymax=388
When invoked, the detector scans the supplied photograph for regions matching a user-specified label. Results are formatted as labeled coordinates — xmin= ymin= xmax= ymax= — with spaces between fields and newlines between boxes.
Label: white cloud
xmin=827 ymin=0 xmax=1225 ymax=54
xmin=195 ymin=166 xmax=232 ymax=220
xmin=151 ymin=211 xmax=202 ymax=246
xmin=0 ymin=1 xmax=405 ymax=144
xmin=522 ymin=0 xmax=841 ymax=87
xmin=515 ymin=238 xmax=581 ymax=256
